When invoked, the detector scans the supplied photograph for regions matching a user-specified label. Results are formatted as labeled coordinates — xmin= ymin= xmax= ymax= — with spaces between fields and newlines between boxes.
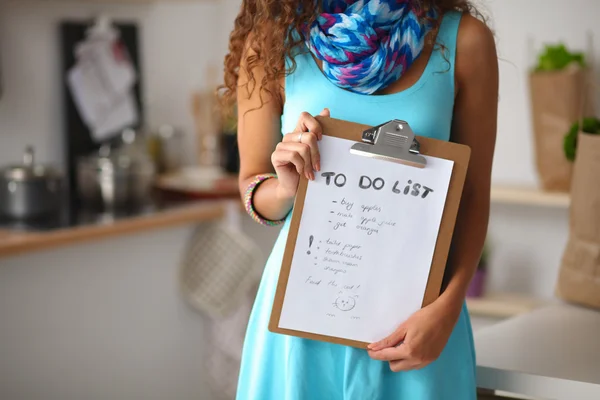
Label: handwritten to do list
xmin=278 ymin=135 xmax=454 ymax=343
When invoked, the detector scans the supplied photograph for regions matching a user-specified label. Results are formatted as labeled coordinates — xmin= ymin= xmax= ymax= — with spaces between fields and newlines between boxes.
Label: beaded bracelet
xmin=243 ymin=173 xmax=286 ymax=226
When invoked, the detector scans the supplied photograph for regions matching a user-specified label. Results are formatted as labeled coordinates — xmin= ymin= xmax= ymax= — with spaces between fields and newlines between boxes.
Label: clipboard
xmin=269 ymin=117 xmax=471 ymax=349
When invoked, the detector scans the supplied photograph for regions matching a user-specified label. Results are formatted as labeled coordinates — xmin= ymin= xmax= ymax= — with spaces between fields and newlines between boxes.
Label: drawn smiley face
xmin=333 ymin=295 xmax=356 ymax=312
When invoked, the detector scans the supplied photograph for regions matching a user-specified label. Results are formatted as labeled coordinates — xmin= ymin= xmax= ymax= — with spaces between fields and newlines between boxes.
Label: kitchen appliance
xmin=154 ymin=124 xmax=185 ymax=173
xmin=77 ymin=130 xmax=156 ymax=211
xmin=191 ymin=88 xmax=220 ymax=167
xmin=0 ymin=146 xmax=64 ymax=219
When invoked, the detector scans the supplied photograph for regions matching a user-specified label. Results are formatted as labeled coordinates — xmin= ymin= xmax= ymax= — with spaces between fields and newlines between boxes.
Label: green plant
xmin=218 ymin=102 xmax=237 ymax=134
xmin=535 ymin=43 xmax=586 ymax=72
xmin=478 ymin=241 xmax=491 ymax=271
xmin=564 ymin=117 xmax=600 ymax=161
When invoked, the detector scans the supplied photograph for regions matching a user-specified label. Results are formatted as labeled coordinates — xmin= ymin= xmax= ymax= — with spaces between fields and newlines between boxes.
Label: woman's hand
xmin=271 ymin=108 xmax=330 ymax=200
xmin=367 ymin=298 xmax=462 ymax=372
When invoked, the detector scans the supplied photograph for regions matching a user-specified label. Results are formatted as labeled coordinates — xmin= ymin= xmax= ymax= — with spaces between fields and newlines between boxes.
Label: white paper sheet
xmin=91 ymin=91 xmax=138 ymax=140
xmin=67 ymin=32 xmax=138 ymax=142
xmin=67 ymin=58 xmax=114 ymax=128
xmin=278 ymin=136 xmax=454 ymax=344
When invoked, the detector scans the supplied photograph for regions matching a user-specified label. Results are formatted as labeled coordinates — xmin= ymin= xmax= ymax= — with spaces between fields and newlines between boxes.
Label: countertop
xmin=476 ymin=303 xmax=600 ymax=400
xmin=0 ymin=199 xmax=237 ymax=258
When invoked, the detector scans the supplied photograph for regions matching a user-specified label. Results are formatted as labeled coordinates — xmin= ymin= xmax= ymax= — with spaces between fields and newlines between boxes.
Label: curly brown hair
xmin=222 ymin=0 xmax=478 ymax=110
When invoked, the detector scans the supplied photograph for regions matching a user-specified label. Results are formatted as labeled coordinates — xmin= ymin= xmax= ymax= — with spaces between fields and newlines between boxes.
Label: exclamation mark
xmin=307 ymin=235 xmax=314 ymax=255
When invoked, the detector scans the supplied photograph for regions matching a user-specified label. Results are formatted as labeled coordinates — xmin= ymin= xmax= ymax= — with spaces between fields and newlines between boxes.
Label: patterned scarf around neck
xmin=304 ymin=0 xmax=437 ymax=95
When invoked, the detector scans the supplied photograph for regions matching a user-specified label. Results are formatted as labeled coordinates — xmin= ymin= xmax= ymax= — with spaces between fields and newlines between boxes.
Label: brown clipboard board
xmin=269 ymin=117 xmax=471 ymax=349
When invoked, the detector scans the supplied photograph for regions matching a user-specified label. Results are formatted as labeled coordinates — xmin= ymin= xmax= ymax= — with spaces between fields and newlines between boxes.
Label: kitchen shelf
xmin=490 ymin=185 xmax=570 ymax=208
xmin=0 ymin=200 xmax=232 ymax=259
xmin=467 ymin=293 xmax=547 ymax=319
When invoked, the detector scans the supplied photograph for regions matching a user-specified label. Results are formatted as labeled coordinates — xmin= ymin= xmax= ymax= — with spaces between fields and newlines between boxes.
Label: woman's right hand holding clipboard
xmin=272 ymin=108 xmax=330 ymax=200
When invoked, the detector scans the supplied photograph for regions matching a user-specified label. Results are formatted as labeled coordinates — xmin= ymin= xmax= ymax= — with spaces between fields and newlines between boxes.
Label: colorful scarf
xmin=304 ymin=0 xmax=437 ymax=94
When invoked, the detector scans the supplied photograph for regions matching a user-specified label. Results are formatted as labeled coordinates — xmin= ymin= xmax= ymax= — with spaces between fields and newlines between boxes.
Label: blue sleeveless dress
xmin=236 ymin=12 xmax=477 ymax=400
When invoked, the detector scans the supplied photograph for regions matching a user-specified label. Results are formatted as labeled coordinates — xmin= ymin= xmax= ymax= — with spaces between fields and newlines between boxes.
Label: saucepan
xmin=77 ymin=130 xmax=156 ymax=211
xmin=0 ymin=146 xmax=64 ymax=219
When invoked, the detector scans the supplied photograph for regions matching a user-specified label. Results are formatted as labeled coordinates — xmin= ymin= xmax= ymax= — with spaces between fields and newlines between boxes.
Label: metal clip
xmin=349 ymin=120 xmax=426 ymax=168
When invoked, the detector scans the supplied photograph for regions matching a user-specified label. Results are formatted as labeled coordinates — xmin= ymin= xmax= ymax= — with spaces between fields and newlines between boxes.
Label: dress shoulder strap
xmin=431 ymin=11 xmax=463 ymax=76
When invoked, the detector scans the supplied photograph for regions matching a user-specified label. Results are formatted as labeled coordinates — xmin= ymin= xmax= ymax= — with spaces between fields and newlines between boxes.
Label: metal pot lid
xmin=78 ymin=145 xmax=148 ymax=171
xmin=1 ymin=146 xmax=62 ymax=181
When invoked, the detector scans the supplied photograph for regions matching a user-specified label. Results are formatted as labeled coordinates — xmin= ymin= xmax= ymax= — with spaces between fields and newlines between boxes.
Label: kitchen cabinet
xmin=476 ymin=304 xmax=600 ymax=400
xmin=0 ymin=200 xmax=237 ymax=258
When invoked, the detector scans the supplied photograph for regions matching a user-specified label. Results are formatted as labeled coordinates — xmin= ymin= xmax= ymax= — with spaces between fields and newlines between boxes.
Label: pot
xmin=155 ymin=124 xmax=185 ymax=173
xmin=0 ymin=146 xmax=63 ymax=219
xmin=77 ymin=139 xmax=156 ymax=211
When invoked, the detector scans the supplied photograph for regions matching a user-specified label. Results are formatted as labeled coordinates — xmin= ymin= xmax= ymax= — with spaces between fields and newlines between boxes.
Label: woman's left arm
xmin=368 ymin=15 xmax=498 ymax=371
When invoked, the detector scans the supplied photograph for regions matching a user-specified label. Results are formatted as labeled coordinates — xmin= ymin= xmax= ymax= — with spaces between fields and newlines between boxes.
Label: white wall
xmin=0 ymin=0 xmax=599 ymax=399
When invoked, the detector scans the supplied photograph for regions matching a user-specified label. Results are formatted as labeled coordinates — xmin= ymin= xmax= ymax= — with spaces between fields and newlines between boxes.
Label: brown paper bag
xmin=556 ymin=132 xmax=600 ymax=308
xmin=528 ymin=67 xmax=592 ymax=192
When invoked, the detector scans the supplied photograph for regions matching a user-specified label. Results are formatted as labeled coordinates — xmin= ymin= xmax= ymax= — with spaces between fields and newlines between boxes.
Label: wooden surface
xmin=155 ymin=170 xmax=240 ymax=199
xmin=269 ymin=117 xmax=471 ymax=349
xmin=467 ymin=293 xmax=546 ymax=319
xmin=0 ymin=201 xmax=229 ymax=259
xmin=490 ymin=186 xmax=570 ymax=208
xmin=476 ymin=303 xmax=600 ymax=400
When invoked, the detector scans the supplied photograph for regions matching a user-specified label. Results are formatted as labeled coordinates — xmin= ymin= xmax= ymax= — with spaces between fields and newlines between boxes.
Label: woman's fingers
xmin=273 ymin=143 xmax=314 ymax=180
xmin=277 ymin=109 xmax=329 ymax=176
xmin=304 ymin=133 xmax=320 ymax=172
xmin=295 ymin=109 xmax=330 ymax=140
xmin=368 ymin=344 xmax=410 ymax=362
xmin=272 ymin=148 xmax=306 ymax=176
xmin=283 ymin=131 xmax=320 ymax=172
xmin=368 ymin=323 xmax=407 ymax=351
xmin=389 ymin=359 xmax=419 ymax=373
xmin=283 ymin=143 xmax=313 ymax=179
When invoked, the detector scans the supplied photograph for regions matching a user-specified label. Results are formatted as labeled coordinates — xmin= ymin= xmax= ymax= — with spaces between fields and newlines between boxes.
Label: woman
xmin=222 ymin=0 xmax=498 ymax=398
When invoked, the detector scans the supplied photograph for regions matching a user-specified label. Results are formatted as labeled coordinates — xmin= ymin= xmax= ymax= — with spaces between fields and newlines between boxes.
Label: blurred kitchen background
xmin=1 ymin=0 xmax=599 ymax=399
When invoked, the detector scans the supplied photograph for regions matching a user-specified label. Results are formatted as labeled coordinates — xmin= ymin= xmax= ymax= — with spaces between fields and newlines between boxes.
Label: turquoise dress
xmin=236 ymin=12 xmax=477 ymax=400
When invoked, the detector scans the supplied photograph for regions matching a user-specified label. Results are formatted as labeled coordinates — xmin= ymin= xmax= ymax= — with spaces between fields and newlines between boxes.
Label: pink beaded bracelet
xmin=243 ymin=173 xmax=286 ymax=226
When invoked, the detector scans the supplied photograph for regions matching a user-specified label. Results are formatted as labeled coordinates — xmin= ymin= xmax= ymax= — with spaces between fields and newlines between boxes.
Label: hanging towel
xmin=180 ymin=210 xmax=264 ymax=398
